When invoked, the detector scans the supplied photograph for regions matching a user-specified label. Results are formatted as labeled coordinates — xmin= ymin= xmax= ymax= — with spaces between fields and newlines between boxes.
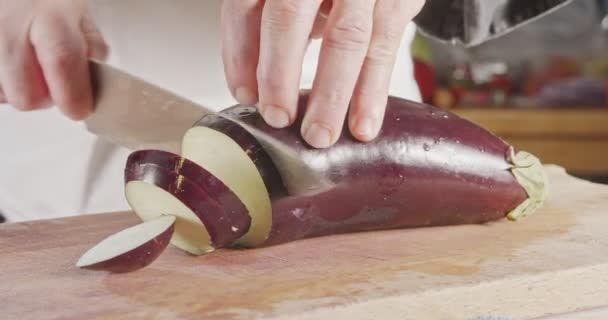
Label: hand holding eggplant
xmin=221 ymin=0 xmax=426 ymax=148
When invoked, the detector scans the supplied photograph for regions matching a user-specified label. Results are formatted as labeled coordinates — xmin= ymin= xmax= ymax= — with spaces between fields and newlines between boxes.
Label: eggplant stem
xmin=506 ymin=147 xmax=549 ymax=220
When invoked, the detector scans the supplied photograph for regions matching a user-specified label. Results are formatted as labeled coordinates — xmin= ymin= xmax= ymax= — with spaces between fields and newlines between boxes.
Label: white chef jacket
xmin=0 ymin=0 xmax=420 ymax=222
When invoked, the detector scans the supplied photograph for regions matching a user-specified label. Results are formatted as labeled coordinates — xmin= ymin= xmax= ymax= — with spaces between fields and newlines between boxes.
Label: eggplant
xmin=192 ymin=92 xmax=547 ymax=247
xmin=126 ymin=150 xmax=250 ymax=227
xmin=196 ymin=111 xmax=286 ymax=197
xmin=124 ymin=162 xmax=250 ymax=254
xmin=76 ymin=216 xmax=176 ymax=273
xmin=78 ymin=92 xmax=547 ymax=271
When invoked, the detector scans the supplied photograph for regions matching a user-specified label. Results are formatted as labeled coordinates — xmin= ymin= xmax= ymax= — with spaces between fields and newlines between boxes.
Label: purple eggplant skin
xmin=124 ymin=162 xmax=251 ymax=248
xmin=201 ymin=92 xmax=529 ymax=247
xmin=80 ymin=223 xmax=174 ymax=273
xmin=127 ymin=150 xmax=250 ymax=223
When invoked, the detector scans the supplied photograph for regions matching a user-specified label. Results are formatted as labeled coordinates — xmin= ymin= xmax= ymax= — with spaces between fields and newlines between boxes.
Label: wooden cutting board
xmin=1 ymin=165 xmax=607 ymax=320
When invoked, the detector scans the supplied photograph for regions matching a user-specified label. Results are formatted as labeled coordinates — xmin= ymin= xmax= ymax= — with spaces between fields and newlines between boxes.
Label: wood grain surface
xmin=1 ymin=165 xmax=607 ymax=320
xmin=453 ymin=109 xmax=608 ymax=137
xmin=453 ymin=109 xmax=608 ymax=175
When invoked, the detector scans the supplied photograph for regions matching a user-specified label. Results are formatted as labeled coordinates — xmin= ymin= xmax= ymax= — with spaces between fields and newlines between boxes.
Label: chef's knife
xmin=86 ymin=60 xmax=328 ymax=195
xmin=86 ymin=60 xmax=211 ymax=154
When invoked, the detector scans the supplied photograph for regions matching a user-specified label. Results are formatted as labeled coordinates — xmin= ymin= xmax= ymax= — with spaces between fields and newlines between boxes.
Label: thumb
xmin=81 ymin=12 xmax=109 ymax=61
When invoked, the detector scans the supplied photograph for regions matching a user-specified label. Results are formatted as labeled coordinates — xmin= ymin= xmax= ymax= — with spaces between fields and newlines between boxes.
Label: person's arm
xmin=413 ymin=0 xmax=574 ymax=46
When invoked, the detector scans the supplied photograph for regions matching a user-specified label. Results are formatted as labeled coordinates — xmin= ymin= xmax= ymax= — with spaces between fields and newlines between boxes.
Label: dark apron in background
xmin=421 ymin=0 xmax=606 ymax=78
xmin=414 ymin=0 xmax=574 ymax=46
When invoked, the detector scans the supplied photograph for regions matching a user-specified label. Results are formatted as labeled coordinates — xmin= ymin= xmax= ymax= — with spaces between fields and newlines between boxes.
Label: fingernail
xmin=263 ymin=105 xmax=290 ymax=128
xmin=304 ymin=122 xmax=333 ymax=148
xmin=235 ymin=86 xmax=258 ymax=105
xmin=355 ymin=118 xmax=376 ymax=141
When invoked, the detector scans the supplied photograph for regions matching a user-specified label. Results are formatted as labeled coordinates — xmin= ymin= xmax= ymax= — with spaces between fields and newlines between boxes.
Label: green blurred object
xmin=584 ymin=55 xmax=608 ymax=78
xmin=411 ymin=32 xmax=432 ymax=64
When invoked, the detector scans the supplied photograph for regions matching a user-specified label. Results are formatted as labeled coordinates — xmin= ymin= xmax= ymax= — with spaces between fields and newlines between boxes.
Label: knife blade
xmin=86 ymin=60 xmax=328 ymax=195
xmin=86 ymin=60 xmax=211 ymax=153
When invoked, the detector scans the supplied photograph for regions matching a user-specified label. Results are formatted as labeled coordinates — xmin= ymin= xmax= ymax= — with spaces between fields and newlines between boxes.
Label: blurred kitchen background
xmin=410 ymin=0 xmax=608 ymax=184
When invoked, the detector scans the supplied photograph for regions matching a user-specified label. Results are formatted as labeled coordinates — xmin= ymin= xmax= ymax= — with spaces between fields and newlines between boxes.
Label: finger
xmin=0 ymin=17 xmax=50 ymax=111
xmin=221 ymin=0 xmax=263 ymax=106
xmin=349 ymin=0 xmax=415 ymax=142
xmin=310 ymin=12 xmax=328 ymax=39
xmin=301 ymin=0 xmax=375 ymax=148
xmin=81 ymin=12 xmax=110 ymax=60
xmin=30 ymin=8 xmax=93 ymax=120
xmin=257 ymin=0 xmax=321 ymax=128
xmin=310 ymin=0 xmax=332 ymax=39
xmin=319 ymin=0 xmax=334 ymax=17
